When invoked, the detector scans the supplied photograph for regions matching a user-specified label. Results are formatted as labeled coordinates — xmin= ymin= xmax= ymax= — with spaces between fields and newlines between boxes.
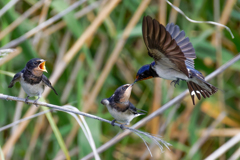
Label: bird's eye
xmin=34 ymin=62 xmax=38 ymax=65
xmin=122 ymin=86 xmax=126 ymax=90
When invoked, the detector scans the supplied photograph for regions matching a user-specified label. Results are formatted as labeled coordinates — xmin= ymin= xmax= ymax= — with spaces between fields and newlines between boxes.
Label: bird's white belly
xmin=155 ymin=64 xmax=188 ymax=81
xmin=20 ymin=77 xmax=44 ymax=97
xmin=106 ymin=104 xmax=135 ymax=124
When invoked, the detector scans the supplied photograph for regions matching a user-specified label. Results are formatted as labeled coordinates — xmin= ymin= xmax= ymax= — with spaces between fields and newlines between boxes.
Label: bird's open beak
xmin=38 ymin=61 xmax=47 ymax=72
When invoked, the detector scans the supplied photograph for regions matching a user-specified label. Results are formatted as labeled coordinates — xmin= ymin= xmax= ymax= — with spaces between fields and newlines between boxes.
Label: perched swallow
xmin=101 ymin=84 xmax=146 ymax=129
xmin=8 ymin=58 xmax=58 ymax=105
xmin=135 ymin=16 xmax=218 ymax=105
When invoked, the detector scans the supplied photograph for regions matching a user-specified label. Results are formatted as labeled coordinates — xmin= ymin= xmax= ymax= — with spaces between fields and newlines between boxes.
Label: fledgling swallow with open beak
xmin=135 ymin=16 xmax=218 ymax=105
xmin=8 ymin=58 xmax=58 ymax=105
xmin=101 ymin=84 xmax=146 ymax=129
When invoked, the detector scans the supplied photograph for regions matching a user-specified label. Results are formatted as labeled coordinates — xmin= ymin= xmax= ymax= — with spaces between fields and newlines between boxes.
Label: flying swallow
xmin=101 ymin=84 xmax=146 ymax=129
xmin=8 ymin=58 xmax=58 ymax=105
xmin=135 ymin=16 xmax=218 ymax=105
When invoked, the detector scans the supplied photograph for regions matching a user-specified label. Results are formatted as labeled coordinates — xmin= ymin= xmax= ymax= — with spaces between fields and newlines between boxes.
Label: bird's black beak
xmin=134 ymin=78 xmax=138 ymax=83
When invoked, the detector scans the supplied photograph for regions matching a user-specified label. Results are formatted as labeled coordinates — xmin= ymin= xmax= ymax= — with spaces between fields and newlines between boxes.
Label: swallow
xmin=101 ymin=84 xmax=146 ymax=129
xmin=135 ymin=16 xmax=218 ymax=105
xmin=8 ymin=58 xmax=58 ymax=105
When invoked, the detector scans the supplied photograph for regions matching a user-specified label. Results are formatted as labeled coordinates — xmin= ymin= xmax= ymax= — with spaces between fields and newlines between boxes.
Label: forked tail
xmin=187 ymin=81 xmax=218 ymax=105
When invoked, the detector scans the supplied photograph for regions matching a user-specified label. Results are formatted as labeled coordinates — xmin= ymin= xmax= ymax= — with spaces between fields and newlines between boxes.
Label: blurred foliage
xmin=0 ymin=0 xmax=240 ymax=159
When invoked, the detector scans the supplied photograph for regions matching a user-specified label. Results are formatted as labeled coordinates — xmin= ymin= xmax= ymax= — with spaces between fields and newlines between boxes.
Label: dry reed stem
xmin=201 ymin=102 xmax=240 ymax=127
xmin=61 ymin=54 xmax=85 ymax=103
xmin=0 ymin=47 xmax=22 ymax=67
xmin=54 ymin=31 xmax=71 ymax=70
xmin=44 ymin=1 xmax=101 ymax=36
xmin=0 ymin=1 xmax=44 ymax=40
xmin=83 ymin=0 xmax=151 ymax=112
xmin=205 ymin=132 xmax=240 ymax=160
xmin=175 ymin=102 xmax=194 ymax=158
xmin=150 ymin=79 xmax=161 ymax=134
xmin=159 ymin=0 xmax=166 ymax=26
xmin=199 ymin=128 xmax=240 ymax=137
xmin=188 ymin=112 xmax=226 ymax=158
xmin=0 ymin=0 xmax=19 ymax=17
xmin=168 ymin=0 xmax=181 ymax=23
xmin=62 ymin=0 xmax=120 ymax=64
xmin=214 ymin=1 xmax=226 ymax=159
xmin=40 ymin=118 xmax=57 ymax=158
xmin=5 ymin=89 xmax=25 ymax=160
xmin=61 ymin=9 xmax=96 ymax=103
xmin=1 ymin=0 xmax=87 ymax=49
xmin=83 ymin=34 xmax=108 ymax=95
xmin=54 ymin=122 xmax=78 ymax=159
xmin=211 ymin=0 xmax=236 ymax=45
xmin=24 ymin=114 xmax=45 ymax=160
xmin=54 ymin=147 xmax=79 ymax=160
xmin=149 ymin=0 xmax=166 ymax=135
xmin=81 ymin=53 xmax=240 ymax=160
xmin=32 ymin=0 xmax=52 ymax=49
xmin=2 ymin=106 xmax=39 ymax=156
xmin=229 ymin=147 xmax=240 ymax=160
xmin=3 ymin=109 xmax=45 ymax=157
xmin=38 ymin=35 xmax=50 ymax=57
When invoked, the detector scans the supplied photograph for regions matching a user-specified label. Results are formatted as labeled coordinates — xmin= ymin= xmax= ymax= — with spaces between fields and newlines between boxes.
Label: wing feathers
xmin=142 ymin=16 xmax=192 ymax=77
xmin=159 ymin=25 xmax=166 ymax=45
xmin=175 ymin=31 xmax=185 ymax=43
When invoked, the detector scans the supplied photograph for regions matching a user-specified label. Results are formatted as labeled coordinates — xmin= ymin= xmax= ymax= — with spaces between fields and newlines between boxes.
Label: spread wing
xmin=142 ymin=16 xmax=197 ymax=77
xmin=42 ymin=75 xmax=58 ymax=95
xmin=166 ymin=23 xmax=196 ymax=68
xmin=8 ymin=69 xmax=25 ymax=88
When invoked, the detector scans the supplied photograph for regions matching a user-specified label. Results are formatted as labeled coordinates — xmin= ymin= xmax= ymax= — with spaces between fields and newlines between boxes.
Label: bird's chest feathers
xmin=153 ymin=63 xmax=176 ymax=80
xmin=153 ymin=62 xmax=188 ymax=80
xmin=106 ymin=104 xmax=135 ymax=124
xmin=20 ymin=74 xmax=44 ymax=97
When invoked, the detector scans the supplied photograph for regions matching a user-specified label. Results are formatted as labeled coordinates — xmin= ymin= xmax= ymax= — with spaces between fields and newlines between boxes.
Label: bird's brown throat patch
xmin=32 ymin=68 xmax=44 ymax=77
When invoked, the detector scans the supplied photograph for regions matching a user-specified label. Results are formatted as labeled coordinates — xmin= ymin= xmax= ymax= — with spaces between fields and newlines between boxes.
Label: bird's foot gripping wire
xmin=25 ymin=96 xmax=29 ymax=104
xmin=111 ymin=119 xmax=117 ymax=126
xmin=171 ymin=78 xmax=184 ymax=87
xmin=120 ymin=124 xmax=125 ymax=130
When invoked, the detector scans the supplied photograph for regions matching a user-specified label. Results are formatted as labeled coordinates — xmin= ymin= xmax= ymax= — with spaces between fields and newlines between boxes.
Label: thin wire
xmin=165 ymin=0 xmax=234 ymax=39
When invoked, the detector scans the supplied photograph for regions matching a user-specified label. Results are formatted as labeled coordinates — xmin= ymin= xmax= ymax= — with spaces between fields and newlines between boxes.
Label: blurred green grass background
xmin=0 ymin=0 xmax=240 ymax=159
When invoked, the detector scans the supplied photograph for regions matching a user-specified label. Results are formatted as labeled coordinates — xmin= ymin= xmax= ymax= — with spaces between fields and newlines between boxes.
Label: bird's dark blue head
xmin=26 ymin=58 xmax=47 ymax=72
xmin=135 ymin=62 xmax=158 ymax=82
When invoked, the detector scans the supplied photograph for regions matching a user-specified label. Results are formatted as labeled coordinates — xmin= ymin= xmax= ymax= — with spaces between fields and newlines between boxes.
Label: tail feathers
xmin=187 ymin=81 xmax=218 ymax=105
